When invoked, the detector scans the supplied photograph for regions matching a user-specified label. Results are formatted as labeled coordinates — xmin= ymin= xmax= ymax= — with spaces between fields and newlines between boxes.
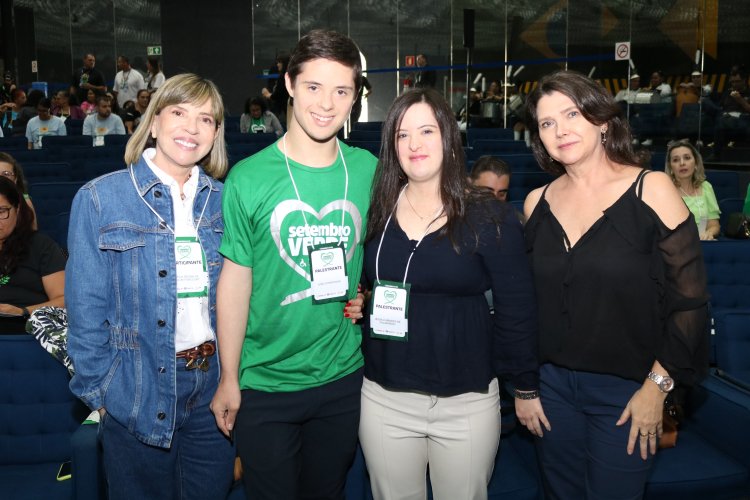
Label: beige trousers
xmin=359 ymin=377 xmax=501 ymax=500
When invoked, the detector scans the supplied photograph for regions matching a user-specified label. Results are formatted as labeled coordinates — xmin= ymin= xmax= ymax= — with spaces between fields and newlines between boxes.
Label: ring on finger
xmin=648 ymin=431 xmax=656 ymax=436
xmin=639 ymin=432 xmax=648 ymax=438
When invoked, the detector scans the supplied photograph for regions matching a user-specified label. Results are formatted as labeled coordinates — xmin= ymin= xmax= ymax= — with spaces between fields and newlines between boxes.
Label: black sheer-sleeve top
xmin=524 ymin=170 xmax=710 ymax=386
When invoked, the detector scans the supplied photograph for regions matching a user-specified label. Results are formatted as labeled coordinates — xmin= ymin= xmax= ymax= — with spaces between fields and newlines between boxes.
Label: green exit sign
xmin=147 ymin=46 xmax=162 ymax=56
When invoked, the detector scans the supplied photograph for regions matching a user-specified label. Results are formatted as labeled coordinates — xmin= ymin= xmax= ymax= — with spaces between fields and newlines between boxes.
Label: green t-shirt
xmin=681 ymin=180 xmax=720 ymax=224
xmin=221 ymin=140 xmax=377 ymax=392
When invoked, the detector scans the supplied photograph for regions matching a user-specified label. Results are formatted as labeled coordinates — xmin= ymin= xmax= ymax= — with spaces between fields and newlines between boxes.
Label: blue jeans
xmin=99 ymin=355 xmax=235 ymax=500
xmin=536 ymin=364 xmax=654 ymax=500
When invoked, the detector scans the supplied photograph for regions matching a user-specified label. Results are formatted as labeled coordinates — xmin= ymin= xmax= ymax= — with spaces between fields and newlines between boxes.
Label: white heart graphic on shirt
xmin=270 ymin=199 xmax=363 ymax=305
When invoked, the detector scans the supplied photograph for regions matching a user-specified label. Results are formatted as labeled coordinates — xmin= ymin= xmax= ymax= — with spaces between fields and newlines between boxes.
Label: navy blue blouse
xmin=362 ymin=199 xmax=539 ymax=396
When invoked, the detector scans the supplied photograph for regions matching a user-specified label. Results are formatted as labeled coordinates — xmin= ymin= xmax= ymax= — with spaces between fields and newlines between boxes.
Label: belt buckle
xmin=185 ymin=355 xmax=210 ymax=371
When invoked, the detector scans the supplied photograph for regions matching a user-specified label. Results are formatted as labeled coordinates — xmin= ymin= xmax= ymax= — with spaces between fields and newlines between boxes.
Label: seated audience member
xmin=51 ymin=90 xmax=85 ymax=120
xmin=122 ymin=89 xmax=150 ymax=134
xmin=457 ymin=87 xmax=483 ymax=130
xmin=645 ymin=70 xmax=673 ymax=103
xmin=714 ymin=67 xmax=750 ymax=155
xmin=470 ymin=155 xmax=511 ymax=201
xmin=240 ymin=96 xmax=283 ymax=137
xmin=615 ymin=73 xmax=641 ymax=105
xmin=26 ymin=98 xmax=67 ymax=149
xmin=0 ymin=176 xmax=65 ymax=334
xmin=0 ymin=152 xmax=38 ymax=229
xmin=12 ymin=89 xmax=45 ymax=136
xmin=0 ymin=88 xmax=26 ymax=131
xmin=665 ymin=139 xmax=719 ymax=240
xmin=83 ymin=95 xmax=125 ymax=145
xmin=81 ymin=89 xmax=98 ymax=115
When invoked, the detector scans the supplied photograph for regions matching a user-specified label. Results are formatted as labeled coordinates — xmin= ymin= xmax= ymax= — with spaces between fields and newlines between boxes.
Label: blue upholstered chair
xmin=0 ymin=335 xmax=89 ymax=500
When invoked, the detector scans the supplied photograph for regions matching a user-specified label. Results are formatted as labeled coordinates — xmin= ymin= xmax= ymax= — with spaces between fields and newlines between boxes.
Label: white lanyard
xmin=282 ymin=134 xmax=349 ymax=245
xmin=375 ymin=184 xmax=444 ymax=286
xmin=128 ymin=164 xmax=210 ymax=235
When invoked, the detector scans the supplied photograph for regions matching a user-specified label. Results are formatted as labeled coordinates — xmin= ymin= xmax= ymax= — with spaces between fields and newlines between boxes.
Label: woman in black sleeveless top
xmin=523 ymin=71 xmax=709 ymax=500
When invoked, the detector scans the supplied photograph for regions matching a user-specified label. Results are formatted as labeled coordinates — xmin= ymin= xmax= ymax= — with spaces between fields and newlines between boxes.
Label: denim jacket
xmin=66 ymin=156 xmax=224 ymax=448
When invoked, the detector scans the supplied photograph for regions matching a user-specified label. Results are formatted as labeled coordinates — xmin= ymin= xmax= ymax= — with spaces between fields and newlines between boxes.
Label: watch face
xmin=659 ymin=377 xmax=675 ymax=392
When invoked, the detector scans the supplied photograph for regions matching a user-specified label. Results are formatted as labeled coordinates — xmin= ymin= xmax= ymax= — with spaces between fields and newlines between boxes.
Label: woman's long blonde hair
xmin=124 ymin=73 xmax=228 ymax=179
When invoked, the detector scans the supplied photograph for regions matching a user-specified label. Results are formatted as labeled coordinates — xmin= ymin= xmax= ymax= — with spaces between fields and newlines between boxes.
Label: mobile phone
xmin=56 ymin=461 xmax=72 ymax=481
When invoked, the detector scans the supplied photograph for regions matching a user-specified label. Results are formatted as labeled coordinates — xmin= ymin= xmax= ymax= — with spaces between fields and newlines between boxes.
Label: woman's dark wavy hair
xmin=0 ymin=152 xmax=29 ymax=194
xmin=0 ymin=176 xmax=34 ymax=276
xmin=524 ymin=70 xmax=647 ymax=176
xmin=367 ymin=88 xmax=497 ymax=250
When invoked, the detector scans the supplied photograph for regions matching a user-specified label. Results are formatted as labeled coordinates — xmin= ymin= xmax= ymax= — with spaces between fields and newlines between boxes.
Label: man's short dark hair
xmin=470 ymin=156 xmax=511 ymax=181
xmin=37 ymin=98 xmax=52 ymax=110
xmin=96 ymin=94 xmax=112 ymax=106
xmin=118 ymin=55 xmax=129 ymax=64
xmin=286 ymin=29 xmax=362 ymax=93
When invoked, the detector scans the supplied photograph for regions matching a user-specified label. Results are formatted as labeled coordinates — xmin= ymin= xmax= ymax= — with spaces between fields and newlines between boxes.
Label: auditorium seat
xmin=0 ymin=135 xmax=27 ymax=151
xmin=469 ymin=139 xmax=529 ymax=160
xmin=41 ymin=135 xmax=92 ymax=150
xmin=713 ymin=310 xmax=750 ymax=384
xmin=22 ymin=162 xmax=73 ymax=184
xmin=0 ymin=336 xmax=88 ymax=500
xmin=705 ymin=170 xmax=741 ymax=202
xmin=27 ymin=181 xmax=85 ymax=235
xmin=465 ymin=127 xmax=514 ymax=144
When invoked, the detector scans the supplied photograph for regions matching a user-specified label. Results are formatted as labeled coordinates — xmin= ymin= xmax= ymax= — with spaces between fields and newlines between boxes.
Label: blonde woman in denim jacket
xmin=66 ymin=74 xmax=235 ymax=500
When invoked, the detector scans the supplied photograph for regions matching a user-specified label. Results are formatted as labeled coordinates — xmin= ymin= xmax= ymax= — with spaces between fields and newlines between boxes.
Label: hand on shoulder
xmin=640 ymin=171 xmax=690 ymax=230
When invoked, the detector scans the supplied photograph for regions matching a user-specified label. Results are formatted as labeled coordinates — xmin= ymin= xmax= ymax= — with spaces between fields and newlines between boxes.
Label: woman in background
xmin=145 ymin=57 xmax=166 ymax=93
xmin=0 ymin=176 xmax=64 ymax=333
xmin=664 ymin=139 xmax=720 ymax=240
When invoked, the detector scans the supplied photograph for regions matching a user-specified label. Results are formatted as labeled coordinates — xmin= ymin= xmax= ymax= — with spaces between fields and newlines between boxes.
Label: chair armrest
xmin=71 ymin=421 xmax=105 ymax=500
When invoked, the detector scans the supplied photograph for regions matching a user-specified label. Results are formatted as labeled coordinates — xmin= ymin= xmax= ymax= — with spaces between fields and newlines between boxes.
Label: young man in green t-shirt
xmin=211 ymin=30 xmax=377 ymax=499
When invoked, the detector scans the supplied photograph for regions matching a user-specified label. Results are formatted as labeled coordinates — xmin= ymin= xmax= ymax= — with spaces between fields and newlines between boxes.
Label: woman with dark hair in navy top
xmin=359 ymin=88 xmax=547 ymax=500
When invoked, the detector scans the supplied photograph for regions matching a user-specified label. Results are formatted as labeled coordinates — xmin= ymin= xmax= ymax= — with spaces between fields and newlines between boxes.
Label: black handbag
xmin=724 ymin=213 xmax=750 ymax=239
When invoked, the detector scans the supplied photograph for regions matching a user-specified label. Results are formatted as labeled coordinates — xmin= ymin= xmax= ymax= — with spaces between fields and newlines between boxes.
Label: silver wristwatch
xmin=647 ymin=371 xmax=675 ymax=393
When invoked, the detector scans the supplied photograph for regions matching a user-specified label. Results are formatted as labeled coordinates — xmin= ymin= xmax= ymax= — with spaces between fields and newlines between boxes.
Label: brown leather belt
xmin=176 ymin=341 xmax=215 ymax=371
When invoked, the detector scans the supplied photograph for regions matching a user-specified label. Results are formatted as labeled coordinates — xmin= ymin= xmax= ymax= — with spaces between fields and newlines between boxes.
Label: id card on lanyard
xmin=370 ymin=280 xmax=410 ymax=341
xmin=309 ymin=242 xmax=349 ymax=304
xmin=369 ymin=185 xmax=443 ymax=343
xmin=282 ymin=134 xmax=351 ymax=305
xmin=175 ymin=236 xmax=208 ymax=298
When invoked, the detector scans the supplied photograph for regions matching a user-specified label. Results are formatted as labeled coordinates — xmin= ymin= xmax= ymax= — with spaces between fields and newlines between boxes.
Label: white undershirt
xmin=143 ymin=148 xmax=214 ymax=351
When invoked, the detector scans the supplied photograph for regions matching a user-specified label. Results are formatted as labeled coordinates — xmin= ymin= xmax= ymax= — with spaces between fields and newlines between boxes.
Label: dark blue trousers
xmin=100 ymin=357 xmax=236 ymax=500
xmin=235 ymin=368 xmax=362 ymax=500
xmin=536 ymin=364 xmax=654 ymax=500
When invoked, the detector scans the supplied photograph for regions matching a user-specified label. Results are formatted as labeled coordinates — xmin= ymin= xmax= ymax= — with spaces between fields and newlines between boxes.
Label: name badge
xmin=308 ymin=243 xmax=349 ymax=304
xmin=175 ymin=236 xmax=208 ymax=298
xmin=94 ymin=135 xmax=105 ymax=147
xmin=370 ymin=280 xmax=410 ymax=341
